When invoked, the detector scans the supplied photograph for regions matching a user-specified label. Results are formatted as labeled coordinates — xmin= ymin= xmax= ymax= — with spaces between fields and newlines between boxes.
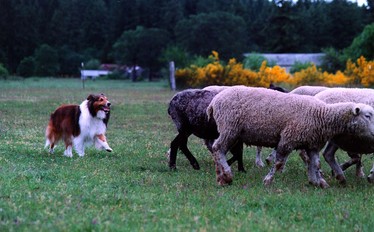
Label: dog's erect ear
xmin=87 ymin=94 xmax=95 ymax=101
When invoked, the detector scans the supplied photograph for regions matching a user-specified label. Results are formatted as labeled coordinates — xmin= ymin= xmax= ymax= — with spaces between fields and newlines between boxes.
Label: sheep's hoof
xmin=256 ymin=160 xmax=265 ymax=168
xmin=217 ymin=173 xmax=233 ymax=186
xmin=263 ymin=175 xmax=274 ymax=186
xmin=238 ymin=168 xmax=247 ymax=173
xmin=367 ymin=175 xmax=374 ymax=184
xmin=336 ymin=174 xmax=347 ymax=185
xmin=356 ymin=171 xmax=365 ymax=178
xmin=169 ymin=163 xmax=177 ymax=170
xmin=191 ymin=162 xmax=200 ymax=170
xmin=106 ymin=148 xmax=113 ymax=152
xmin=319 ymin=179 xmax=330 ymax=189
xmin=216 ymin=166 xmax=233 ymax=186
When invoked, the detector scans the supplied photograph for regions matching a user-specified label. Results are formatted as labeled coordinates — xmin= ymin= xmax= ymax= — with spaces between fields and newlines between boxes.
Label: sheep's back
xmin=210 ymin=86 xmax=327 ymax=147
xmin=315 ymin=88 xmax=374 ymax=107
xmin=168 ymin=89 xmax=219 ymax=139
xmin=290 ymin=85 xmax=329 ymax=96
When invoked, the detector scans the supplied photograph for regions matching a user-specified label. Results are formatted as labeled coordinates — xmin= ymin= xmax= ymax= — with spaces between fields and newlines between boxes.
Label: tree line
xmin=0 ymin=0 xmax=373 ymax=78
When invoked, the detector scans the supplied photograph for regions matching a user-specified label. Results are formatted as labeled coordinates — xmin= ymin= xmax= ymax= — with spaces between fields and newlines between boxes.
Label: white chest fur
xmin=78 ymin=100 xmax=107 ymax=140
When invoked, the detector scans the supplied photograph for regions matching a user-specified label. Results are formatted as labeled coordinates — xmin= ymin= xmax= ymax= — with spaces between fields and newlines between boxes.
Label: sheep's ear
xmin=353 ymin=106 xmax=361 ymax=116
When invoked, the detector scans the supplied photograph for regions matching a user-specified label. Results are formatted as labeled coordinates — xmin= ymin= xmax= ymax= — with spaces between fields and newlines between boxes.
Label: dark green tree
xmin=112 ymin=26 xmax=171 ymax=81
xmin=34 ymin=44 xmax=60 ymax=77
xmin=261 ymin=0 xmax=301 ymax=52
xmin=344 ymin=23 xmax=374 ymax=60
xmin=17 ymin=56 xmax=35 ymax=77
xmin=175 ymin=11 xmax=247 ymax=60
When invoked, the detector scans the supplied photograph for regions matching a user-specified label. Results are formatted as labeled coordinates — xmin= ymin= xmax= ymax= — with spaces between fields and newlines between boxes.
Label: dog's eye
xmin=99 ymin=98 xmax=104 ymax=101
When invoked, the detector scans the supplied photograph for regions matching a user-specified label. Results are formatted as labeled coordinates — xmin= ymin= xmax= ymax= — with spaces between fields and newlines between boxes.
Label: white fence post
xmin=169 ymin=61 xmax=176 ymax=91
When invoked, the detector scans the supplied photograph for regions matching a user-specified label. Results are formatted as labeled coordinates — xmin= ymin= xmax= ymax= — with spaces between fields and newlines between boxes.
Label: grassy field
xmin=0 ymin=77 xmax=373 ymax=231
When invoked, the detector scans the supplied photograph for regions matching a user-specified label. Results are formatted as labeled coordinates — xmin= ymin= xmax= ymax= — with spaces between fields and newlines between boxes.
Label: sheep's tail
xmin=206 ymin=103 xmax=214 ymax=121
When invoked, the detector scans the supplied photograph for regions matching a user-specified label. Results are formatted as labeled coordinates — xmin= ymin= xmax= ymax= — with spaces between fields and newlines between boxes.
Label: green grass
xmin=0 ymin=78 xmax=373 ymax=231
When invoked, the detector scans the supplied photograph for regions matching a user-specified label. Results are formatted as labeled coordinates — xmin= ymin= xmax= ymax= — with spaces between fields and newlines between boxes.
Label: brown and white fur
xmin=45 ymin=94 xmax=112 ymax=157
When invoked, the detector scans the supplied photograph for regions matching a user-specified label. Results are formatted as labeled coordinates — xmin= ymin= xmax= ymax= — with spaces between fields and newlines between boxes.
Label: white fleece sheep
xmin=204 ymin=84 xmax=287 ymax=168
xmin=289 ymin=85 xmax=330 ymax=96
xmin=207 ymin=86 xmax=374 ymax=188
xmin=264 ymin=85 xmax=330 ymax=165
xmin=315 ymin=88 xmax=374 ymax=184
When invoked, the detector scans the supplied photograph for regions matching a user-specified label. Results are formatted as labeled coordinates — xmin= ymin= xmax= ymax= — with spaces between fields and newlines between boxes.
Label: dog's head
xmin=87 ymin=93 xmax=111 ymax=119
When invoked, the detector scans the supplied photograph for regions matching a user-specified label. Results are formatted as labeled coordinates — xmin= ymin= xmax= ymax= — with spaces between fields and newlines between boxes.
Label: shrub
xmin=320 ymin=47 xmax=346 ymax=73
xmin=83 ymin=59 xmax=100 ymax=70
xmin=34 ymin=44 xmax=60 ymax=77
xmin=175 ymin=51 xmax=290 ymax=88
xmin=175 ymin=51 xmax=373 ymax=89
xmin=344 ymin=23 xmax=374 ymax=61
xmin=290 ymin=61 xmax=314 ymax=74
xmin=0 ymin=63 xmax=9 ymax=78
xmin=345 ymin=56 xmax=374 ymax=87
xmin=17 ymin=57 xmax=35 ymax=77
xmin=243 ymin=53 xmax=275 ymax=71
xmin=160 ymin=46 xmax=191 ymax=69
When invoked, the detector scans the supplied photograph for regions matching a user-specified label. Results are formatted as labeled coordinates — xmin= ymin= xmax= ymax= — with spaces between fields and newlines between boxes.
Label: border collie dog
xmin=45 ymin=94 xmax=112 ymax=157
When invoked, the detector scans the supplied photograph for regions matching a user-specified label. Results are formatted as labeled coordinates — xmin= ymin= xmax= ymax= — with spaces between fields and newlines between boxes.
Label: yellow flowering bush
xmin=175 ymin=52 xmax=374 ymax=88
xmin=175 ymin=51 xmax=290 ymax=88
xmin=345 ymin=56 xmax=374 ymax=87
xmin=257 ymin=61 xmax=291 ymax=87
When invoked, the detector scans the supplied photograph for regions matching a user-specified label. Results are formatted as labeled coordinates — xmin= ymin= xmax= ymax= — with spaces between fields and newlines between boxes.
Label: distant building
xmin=245 ymin=53 xmax=325 ymax=72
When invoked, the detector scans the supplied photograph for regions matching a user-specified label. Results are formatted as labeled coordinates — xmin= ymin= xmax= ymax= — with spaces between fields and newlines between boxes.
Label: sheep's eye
xmin=365 ymin=114 xmax=372 ymax=120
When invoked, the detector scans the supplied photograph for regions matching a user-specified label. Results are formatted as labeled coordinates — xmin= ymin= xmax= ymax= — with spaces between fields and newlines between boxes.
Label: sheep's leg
xmin=265 ymin=149 xmax=276 ymax=165
xmin=255 ymin=146 xmax=265 ymax=168
xmin=263 ymin=151 xmax=288 ymax=186
xmin=322 ymin=142 xmax=346 ymax=185
xmin=307 ymin=150 xmax=329 ymax=188
xmin=227 ymin=142 xmax=245 ymax=172
xmin=179 ymin=137 xmax=200 ymax=170
xmin=298 ymin=149 xmax=309 ymax=166
xmin=204 ymin=139 xmax=214 ymax=153
xmin=212 ymin=135 xmax=234 ymax=186
xmin=367 ymin=163 xmax=374 ymax=183
xmin=341 ymin=153 xmax=364 ymax=178
xmin=355 ymin=156 xmax=365 ymax=178
xmin=168 ymin=133 xmax=200 ymax=170
xmin=168 ymin=133 xmax=182 ymax=170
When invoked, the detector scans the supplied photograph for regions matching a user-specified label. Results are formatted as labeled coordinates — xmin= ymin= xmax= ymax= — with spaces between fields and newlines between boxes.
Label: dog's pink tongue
xmin=103 ymin=106 xmax=110 ymax=112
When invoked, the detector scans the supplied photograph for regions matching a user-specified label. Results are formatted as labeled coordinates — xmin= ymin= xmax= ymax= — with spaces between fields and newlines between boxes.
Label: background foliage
xmin=176 ymin=52 xmax=374 ymax=88
xmin=0 ymin=0 xmax=373 ymax=77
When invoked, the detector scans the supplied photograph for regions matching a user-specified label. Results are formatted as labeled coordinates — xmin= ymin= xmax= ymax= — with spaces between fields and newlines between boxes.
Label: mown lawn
xmin=0 ymin=77 xmax=373 ymax=231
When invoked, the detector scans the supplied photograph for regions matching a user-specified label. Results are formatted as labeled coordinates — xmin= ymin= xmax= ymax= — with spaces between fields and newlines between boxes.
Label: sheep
xmin=314 ymin=88 xmax=374 ymax=184
xmin=265 ymin=85 xmax=330 ymax=165
xmin=167 ymin=88 xmax=246 ymax=172
xmin=207 ymin=86 xmax=374 ymax=188
xmin=289 ymin=85 xmax=330 ymax=96
xmin=167 ymin=83 xmax=288 ymax=171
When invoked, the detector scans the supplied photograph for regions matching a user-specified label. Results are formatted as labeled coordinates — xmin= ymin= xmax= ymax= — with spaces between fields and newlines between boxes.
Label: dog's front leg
xmin=95 ymin=134 xmax=112 ymax=152
xmin=73 ymin=136 xmax=85 ymax=157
